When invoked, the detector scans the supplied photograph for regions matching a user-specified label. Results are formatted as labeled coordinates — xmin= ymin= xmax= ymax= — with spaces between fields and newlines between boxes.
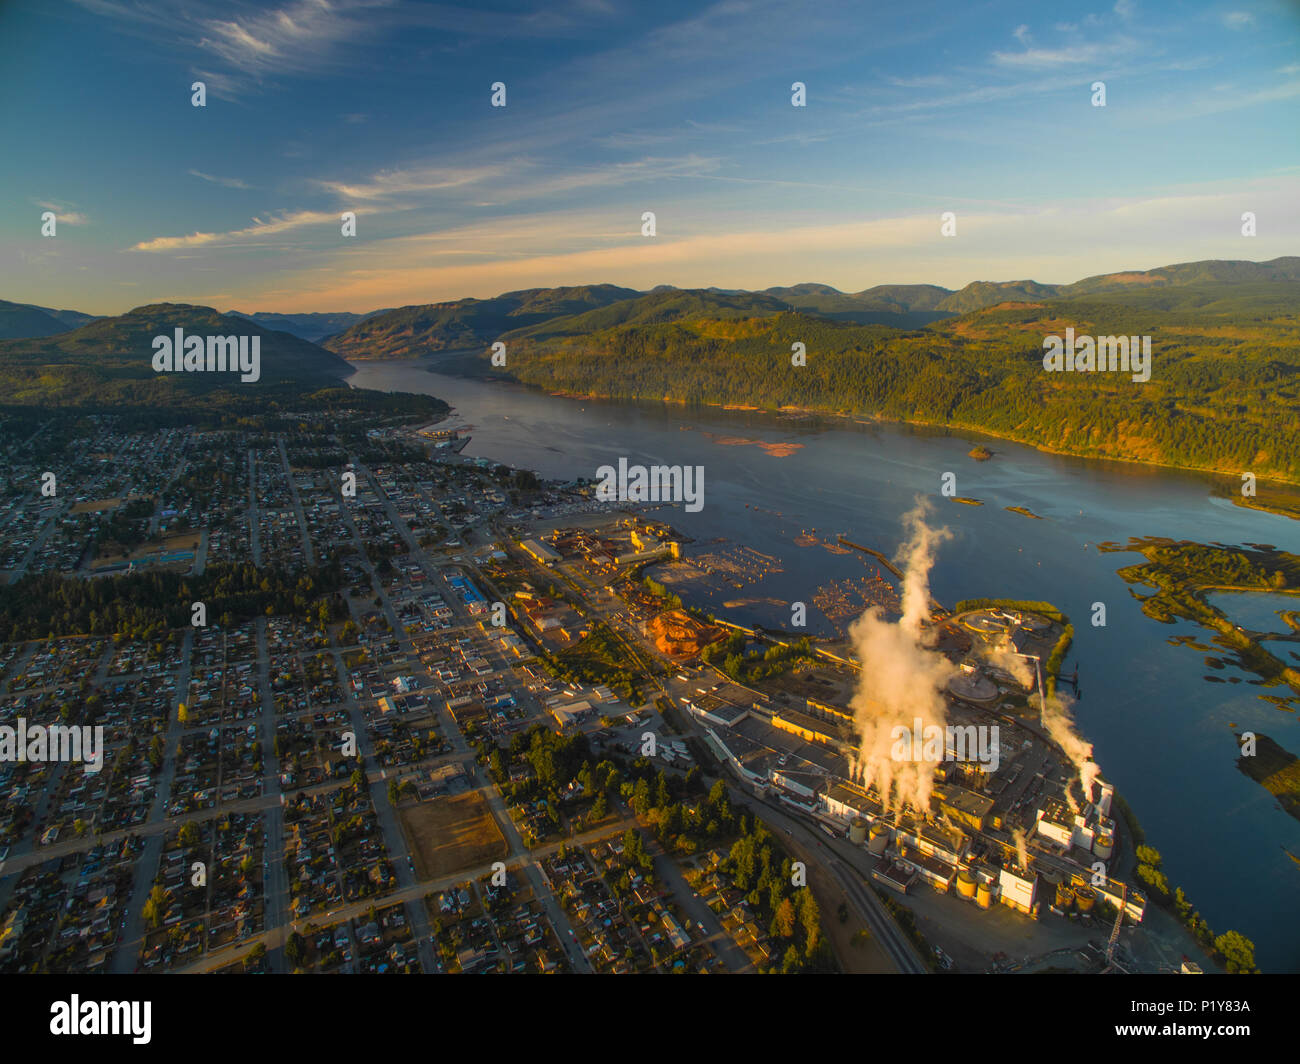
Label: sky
xmin=1 ymin=0 xmax=1298 ymax=315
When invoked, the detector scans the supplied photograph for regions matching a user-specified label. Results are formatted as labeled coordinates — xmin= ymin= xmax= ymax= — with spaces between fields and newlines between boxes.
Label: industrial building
xmin=520 ymin=538 xmax=560 ymax=566
xmin=998 ymin=865 xmax=1037 ymax=915
xmin=1035 ymin=795 xmax=1115 ymax=860
xmin=934 ymin=783 xmax=994 ymax=832
xmin=771 ymin=707 xmax=848 ymax=746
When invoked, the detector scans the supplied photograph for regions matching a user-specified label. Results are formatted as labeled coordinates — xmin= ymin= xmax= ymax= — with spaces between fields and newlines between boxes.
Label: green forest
xmin=476 ymin=281 xmax=1300 ymax=483
xmin=0 ymin=561 xmax=349 ymax=642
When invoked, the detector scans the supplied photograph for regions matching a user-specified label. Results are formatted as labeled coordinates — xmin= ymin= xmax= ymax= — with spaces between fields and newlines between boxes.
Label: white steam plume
xmin=1040 ymin=691 xmax=1099 ymax=811
xmin=1012 ymin=827 xmax=1029 ymax=871
xmin=847 ymin=501 xmax=957 ymax=815
xmin=984 ymin=637 xmax=1035 ymax=688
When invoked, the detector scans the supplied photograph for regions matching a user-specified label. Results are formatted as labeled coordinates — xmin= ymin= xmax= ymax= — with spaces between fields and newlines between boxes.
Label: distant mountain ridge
xmin=226 ymin=310 xmax=385 ymax=343
xmin=0 ymin=303 xmax=352 ymax=408
xmin=7 ymin=256 xmax=1295 ymax=348
xmin=0 ymin=300 xmax=99 ymax=340
xmin=319 ymin=256 xmax=1300 ymax=359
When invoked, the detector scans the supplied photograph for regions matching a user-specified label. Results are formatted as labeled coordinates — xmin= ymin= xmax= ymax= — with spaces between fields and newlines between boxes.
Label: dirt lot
xmin=70 ymin=496 xmax=126 ymax=514
xmin=399 ymin=791 xmax=507 ymax=880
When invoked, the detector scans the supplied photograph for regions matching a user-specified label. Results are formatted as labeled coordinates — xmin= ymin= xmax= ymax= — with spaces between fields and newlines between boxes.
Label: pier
xmin=835 ymin=535 xmax=904 ymax=579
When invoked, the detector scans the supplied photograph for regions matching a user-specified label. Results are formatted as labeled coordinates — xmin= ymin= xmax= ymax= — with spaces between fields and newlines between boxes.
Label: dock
xmin=835 ymin=535 xmax=904 ymax=580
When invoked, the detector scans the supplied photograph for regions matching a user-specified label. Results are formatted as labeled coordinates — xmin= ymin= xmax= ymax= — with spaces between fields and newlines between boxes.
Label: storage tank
xmin=1055 ymin=883 xmax=1075 ymax=910
xmin=956 ymin=869 xmax=977 ymax=900
xmin=1075 ymin=886 xmax=1096 ymax=913
xmin=868 ymin=823 xmax=889 ymax=855
xmin=849 ymin=818 xmax=869 ymax=845
xmin=1093 ymin=834 xmax=1114 ymax=860
xmin=976 ymin=881 xmax=993 ymax=909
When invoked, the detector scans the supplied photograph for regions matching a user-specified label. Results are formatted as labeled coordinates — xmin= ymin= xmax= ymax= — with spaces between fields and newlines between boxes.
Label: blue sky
xmin=2 ymin=0 xmax=1297 ymax=314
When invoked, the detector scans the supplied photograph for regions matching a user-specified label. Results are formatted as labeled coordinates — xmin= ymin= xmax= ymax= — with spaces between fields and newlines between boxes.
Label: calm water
xmin=350 ymin=358 xmax=1300 ymax=971
xmin=1206 ymin=591 xmax=1300 ymax=636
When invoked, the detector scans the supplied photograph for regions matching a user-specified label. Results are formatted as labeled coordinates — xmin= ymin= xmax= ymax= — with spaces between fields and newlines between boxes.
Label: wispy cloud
xmin=882 ymin=73 xmax=949 ymax=89
xmin=310 ymin=154 xmax=722 ymax=208
xmin=33 ymin=200 xmax=89 ymax=225
xmin=1222 ymin=11 xmax=1256 ymax=30
xmin=196 ymin=0 xmax=372 ymax=77
xmin=188 ymin=169 xmax=252 ymax=189
xmin=71 ymin=0 xmax=629 ymax=97
xmin=310 ymin=165 xmax=509 ymax=204
xmin=130 ymin=209 xmax=336 ymax=251
xmin=993 ymin=34 xmax=1140 ymax=69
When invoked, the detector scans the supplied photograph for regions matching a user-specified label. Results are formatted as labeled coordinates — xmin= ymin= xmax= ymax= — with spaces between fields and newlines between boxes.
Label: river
xmin=349 ymin=357 xmax=1300 ymax=972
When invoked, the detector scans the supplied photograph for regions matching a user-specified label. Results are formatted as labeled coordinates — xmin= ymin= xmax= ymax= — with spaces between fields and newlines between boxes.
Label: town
xmin=0 ymin=400 xmax=1202 ymax=974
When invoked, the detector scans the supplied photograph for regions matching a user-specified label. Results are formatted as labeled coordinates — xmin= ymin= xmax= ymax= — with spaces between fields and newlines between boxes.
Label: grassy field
xmin=91 ymin=529 xmax=201 ymax=568
xmin=399 ymin=792 xmax=507 ymax=880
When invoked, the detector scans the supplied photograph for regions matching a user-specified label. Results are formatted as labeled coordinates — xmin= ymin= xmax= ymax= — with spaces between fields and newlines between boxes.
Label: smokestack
xmin=847 ymin=500 xmax=957 ymax=814
xmin=1012 ymin=827 xmax=1029 ymax=871
xmin=1040 ymin=691 xmax=1099 ymax=810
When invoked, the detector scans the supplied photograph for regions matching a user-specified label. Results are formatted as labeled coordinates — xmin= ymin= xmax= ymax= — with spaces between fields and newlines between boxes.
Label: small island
xmin=1114 ymin=538 xmax=1300 ymax=695
xmin=968 ymin=444 xmax=993 ymax=461
xmin=1006 ymin=505 xmax=1044 ymax=520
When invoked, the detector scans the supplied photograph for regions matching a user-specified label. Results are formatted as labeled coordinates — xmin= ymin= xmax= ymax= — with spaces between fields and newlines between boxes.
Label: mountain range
xmin=316 ymin=256 xmax=1300 ymax=358
xmin=2 ymin=256 xmax=1298 ymax=481
xmin=5 ymin=257 xmax=1296 ymax=349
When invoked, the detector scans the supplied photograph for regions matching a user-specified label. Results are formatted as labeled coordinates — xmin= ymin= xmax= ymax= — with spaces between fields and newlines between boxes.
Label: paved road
xmin=642 ymin=834 xmax=754 ymax=973
xmin=255 ymin=617 xmax=288 ymax=973
xmin=10 ymin=497 xmax=68 ymax=578
xmin=170 ymin=813 xmax=638 ymax=973
xmin=111 ymin=628 xmax=196 ymax=973
xmin=278 ymin=439 xmax=315 ymax=567
xmin=246 ymin=449 xmax=261 ymax=567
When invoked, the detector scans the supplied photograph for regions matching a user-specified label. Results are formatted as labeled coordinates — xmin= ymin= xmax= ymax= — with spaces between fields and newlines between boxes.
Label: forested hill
xmin=0 ymin=303 xmax=354 ymax=408
xmin=487 ymin=279 xmax=1300 ymax=484
xmin=322 ymin=284 xmax=641 ymax=359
